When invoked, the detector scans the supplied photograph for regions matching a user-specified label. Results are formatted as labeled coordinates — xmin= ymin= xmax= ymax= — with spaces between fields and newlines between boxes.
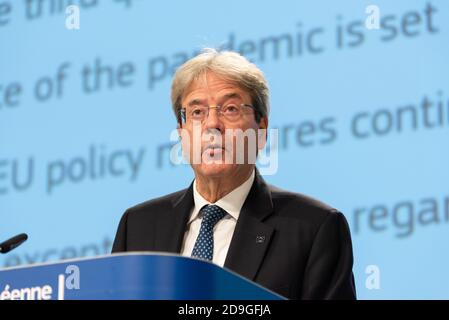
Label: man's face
xmin=179 ymin=72 xmax=268 ymax=179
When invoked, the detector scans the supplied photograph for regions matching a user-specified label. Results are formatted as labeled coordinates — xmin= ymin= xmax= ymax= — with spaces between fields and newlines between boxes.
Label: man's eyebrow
xmin=186 ymin=98 xmax=206 ymax=107
xmin=186 ymin=93 xmax=243 ymax=107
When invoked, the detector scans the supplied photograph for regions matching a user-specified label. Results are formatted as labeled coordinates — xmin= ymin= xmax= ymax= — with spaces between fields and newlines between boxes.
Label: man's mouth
xmin=203 ymin=144 xmax=225 ymax=155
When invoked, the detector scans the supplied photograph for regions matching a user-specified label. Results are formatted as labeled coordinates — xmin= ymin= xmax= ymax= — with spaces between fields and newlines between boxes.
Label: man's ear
xmin=258 ymin=116 xmax=268 ymax=130
xmin=257 ymin=116 xmax=268 ymax=149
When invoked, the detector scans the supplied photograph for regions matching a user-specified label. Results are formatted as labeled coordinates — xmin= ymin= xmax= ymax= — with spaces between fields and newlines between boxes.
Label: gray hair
xmin=171 ymin=48 xmax=270 ymax=124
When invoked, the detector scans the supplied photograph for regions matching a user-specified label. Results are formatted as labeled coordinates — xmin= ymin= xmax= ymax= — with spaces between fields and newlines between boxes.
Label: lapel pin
xmin=256 ymin=236 xmax=266 ymax=244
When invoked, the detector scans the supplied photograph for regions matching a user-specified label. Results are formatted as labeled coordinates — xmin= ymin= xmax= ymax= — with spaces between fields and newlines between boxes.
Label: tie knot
xmin=200 ymin=204 xmax=227 ymax=228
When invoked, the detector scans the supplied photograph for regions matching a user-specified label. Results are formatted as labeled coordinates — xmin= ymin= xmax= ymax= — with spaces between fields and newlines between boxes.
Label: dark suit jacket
xmin=112 ymin=170 xmax=357 ymax=299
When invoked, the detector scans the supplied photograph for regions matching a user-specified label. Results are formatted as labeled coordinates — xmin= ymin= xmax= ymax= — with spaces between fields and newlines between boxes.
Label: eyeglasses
xmin=180 ymin=103 xmax=257 ymax=124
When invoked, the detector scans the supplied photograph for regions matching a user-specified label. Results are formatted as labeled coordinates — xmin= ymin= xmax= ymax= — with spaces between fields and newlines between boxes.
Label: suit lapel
xmin=153 ymin=182 xmax=194 ymax=253
xmin=224 ymin=169 xmax=275 ymax=281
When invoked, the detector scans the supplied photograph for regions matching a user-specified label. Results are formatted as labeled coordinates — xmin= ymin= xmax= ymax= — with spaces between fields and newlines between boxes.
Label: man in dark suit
xmin=112 ymin=48 xmax=356 ymax=299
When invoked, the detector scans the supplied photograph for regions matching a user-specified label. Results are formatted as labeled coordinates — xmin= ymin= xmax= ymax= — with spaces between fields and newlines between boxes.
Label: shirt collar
xmin=189 ymin=169 xmax=255 ymax=223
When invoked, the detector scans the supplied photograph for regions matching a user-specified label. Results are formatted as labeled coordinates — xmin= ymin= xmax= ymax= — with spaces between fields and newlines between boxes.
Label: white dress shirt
xmin=180 ymin=169 xmax=255 ymax=267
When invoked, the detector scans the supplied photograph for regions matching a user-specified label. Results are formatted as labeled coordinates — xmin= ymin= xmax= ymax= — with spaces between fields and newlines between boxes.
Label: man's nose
xmin=204 ymin=107 xmax=224 ymax=132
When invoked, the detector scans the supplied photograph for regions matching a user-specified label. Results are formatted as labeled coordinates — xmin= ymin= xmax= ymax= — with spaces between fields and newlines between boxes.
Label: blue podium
xmin=0 ymin=253 xmax=284 ymax=300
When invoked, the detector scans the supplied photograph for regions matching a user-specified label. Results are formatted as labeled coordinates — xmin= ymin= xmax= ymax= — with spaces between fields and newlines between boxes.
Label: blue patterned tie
xmin=191 ymin=204 xmax=227 ymax=261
